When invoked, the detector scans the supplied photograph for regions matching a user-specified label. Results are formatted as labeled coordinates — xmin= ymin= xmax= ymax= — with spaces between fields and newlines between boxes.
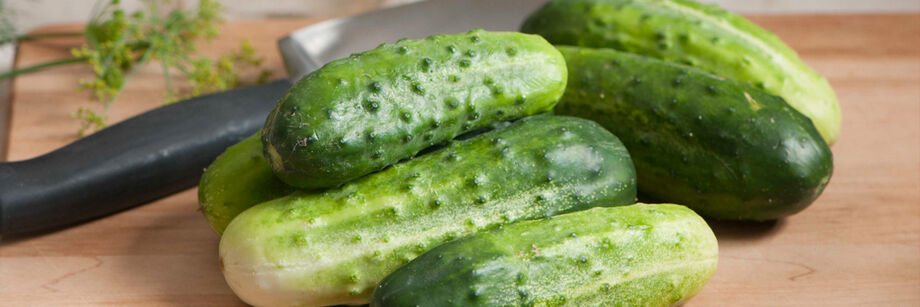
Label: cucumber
xmin=556 ymin=47 xmax=832 ymax=220
xmin=198 ymin=124 xmax=517 ymax=234
xmin=372 ymin=204 xmax=718 ymax=307
xmin=521 ymin=0 xmax=841 ymax=144
xmin=262 ymin=30 xmax=568 ymax=188
xmin=220 ymin=115 xmax=637 ymax=306
xmin=198 ymin=133 xmax=296 ymax=234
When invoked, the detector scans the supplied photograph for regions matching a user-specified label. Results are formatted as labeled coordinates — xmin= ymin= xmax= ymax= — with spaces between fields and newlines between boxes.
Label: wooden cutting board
xmin=1 ymin=15 xmax=918 ymax=306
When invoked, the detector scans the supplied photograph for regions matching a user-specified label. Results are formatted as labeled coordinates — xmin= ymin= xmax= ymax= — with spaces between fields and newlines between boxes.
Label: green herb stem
xmin=15 ymin=31 xmax=85 ymax=42
xmin=0 ymin=57 xmax=86 ymax=80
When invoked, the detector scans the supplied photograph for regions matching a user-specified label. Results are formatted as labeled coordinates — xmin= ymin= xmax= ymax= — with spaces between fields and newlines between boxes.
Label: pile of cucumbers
xmin=200 ymin=0 xmax=836 ymax=306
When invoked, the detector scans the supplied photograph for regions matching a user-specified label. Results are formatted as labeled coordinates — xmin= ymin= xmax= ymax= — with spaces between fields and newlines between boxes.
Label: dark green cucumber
xmin=556 ymin=47 xmax=832 ymax=220
xmin=198 ymin=133 xmax=295 ymax=234
xmin=521 ymin=0 xmax=841 ymax=144
xmin=372 ymin=204 xmax=717 ymax=307
xmin=262 ymin=30 xmax=568 ymax=188
xmin=220 ymin=115 xmax=636 ymax=306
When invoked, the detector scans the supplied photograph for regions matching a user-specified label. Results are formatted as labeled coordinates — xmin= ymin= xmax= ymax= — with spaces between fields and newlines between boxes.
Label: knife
xmin=0 ymin=0 xmax=548 ymax=238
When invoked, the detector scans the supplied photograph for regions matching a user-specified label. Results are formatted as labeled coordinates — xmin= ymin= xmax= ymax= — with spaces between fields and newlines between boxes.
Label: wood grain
xmin=1 ymin=14 xmax=918 ymax=306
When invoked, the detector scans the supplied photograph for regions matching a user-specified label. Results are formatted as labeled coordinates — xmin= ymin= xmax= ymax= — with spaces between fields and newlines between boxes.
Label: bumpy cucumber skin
xmin=521 ymin=0 xmax=840 ymax=144
xmin=556 ymin=47 xmax=832 ymax=220
xmin=221 ymin=115 xmax=636 ymax=307
xmin=262 ymin=30 xmax=568 ymax=188
xmin=371 ymin=204 xmax=718 ymax=307
xmin=198 ymin=133 xmax=295 ymax=234
xmin=199 ymin=124 xmax=516 ymax=234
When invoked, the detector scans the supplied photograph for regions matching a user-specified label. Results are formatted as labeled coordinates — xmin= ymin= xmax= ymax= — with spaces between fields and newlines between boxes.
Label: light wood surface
xmin=1 ymin=14 xmax=918 ymax=306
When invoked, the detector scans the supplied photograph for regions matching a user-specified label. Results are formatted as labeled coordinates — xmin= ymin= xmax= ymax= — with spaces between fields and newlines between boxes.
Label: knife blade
xmin=280 ymin=0 xmax=550 ymax=81
xmin=0 ymin=0 xmax=549 ymax=238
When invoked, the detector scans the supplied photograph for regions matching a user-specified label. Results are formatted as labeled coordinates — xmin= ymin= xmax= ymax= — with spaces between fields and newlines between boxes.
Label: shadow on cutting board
xmin=111 ymin=190 xmax=250 ymax=306
xmin=706 ymin=218 xmax=785 ymax=241
xmin=113 ymin=189 xmax=372 ymax=306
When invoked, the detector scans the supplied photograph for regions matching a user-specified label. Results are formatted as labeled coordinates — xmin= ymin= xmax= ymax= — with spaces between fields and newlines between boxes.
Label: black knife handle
xmin=0 ymin=80 xmax=292 ymax=238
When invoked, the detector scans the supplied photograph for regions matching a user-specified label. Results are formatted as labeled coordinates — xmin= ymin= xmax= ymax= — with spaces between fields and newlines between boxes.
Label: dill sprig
xmin=1 ymin=0 xmax=271 ymax=136
xmin=0 ymin=0 xmax=17 ymax=45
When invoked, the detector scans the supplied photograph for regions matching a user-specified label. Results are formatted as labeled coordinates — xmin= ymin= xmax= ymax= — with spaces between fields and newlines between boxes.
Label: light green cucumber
xmin=220 ymin=115 xmax=637 ymax=306
xmin=198 ymin=133 xmax=295 ymax=234
xmin=521 ymin=0 xmax=841 ymax=144
xmin=198 ymin=124 xmax=516 ymax=234
xmin=372 ymin=203 xmax=718 ymax=307
xmin=263 ymin=29 xmax=568 ymax=188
